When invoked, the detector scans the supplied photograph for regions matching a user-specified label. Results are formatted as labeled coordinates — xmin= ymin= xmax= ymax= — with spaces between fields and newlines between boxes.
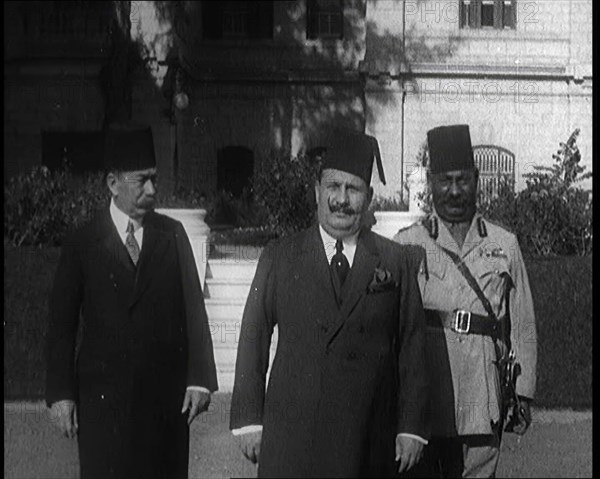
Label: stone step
xmin=204 ymin=278 xmax=252 ymax=300
xmin=209 ymin=322 xmax=278 ymax=350
xmin=206 ymin=259 xmax=258 ymax=280
xmin=205 ymin=299 xmax=246 ymax=321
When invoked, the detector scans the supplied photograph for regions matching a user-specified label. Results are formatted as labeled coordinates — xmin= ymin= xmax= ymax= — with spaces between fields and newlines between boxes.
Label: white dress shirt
xmin=109 ymin=199 xmax=210 ymax=395
xmin=232 ymin=225 xmax=427 ymax=445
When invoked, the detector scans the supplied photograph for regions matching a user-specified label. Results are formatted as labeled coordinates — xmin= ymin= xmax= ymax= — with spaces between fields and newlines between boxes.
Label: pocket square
xmin=367 ymin=267 xmax=397 ymax=293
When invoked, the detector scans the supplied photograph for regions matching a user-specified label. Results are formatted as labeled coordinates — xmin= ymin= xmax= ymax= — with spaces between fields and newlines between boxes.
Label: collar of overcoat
xmin=95 ymin=209 xmax=172 ymax=309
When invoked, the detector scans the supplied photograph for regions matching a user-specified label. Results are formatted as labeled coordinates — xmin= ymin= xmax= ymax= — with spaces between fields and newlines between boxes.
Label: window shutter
xmin=469 ymin=0 xmax=480 ymax=28
xmin=248 ymin=1 xmax=273 ymax=39
xmin=494 ymin=0 xmax=502 ymax=28
xmin=338 ymin=0 xmax=344 ymax=39
xmin=503 ymin=0 xmax=516 ymax=28
xmin=306 ymin=0 xmax=317 ymax=39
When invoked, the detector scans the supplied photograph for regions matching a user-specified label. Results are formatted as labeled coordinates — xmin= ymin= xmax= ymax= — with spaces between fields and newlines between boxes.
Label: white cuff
xmin=186 ymin=386 xmax=211 ymax=394
xmin=231 ymin=425 xmax=263 ymax=436
xmin=397 ymin=433 xmax=429 ymax=445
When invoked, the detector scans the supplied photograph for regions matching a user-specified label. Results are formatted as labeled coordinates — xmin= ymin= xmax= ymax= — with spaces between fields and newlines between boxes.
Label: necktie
xmin=125 ymin=220 xmax=140 ymax=266
xmin=331 ymin=239 xmax=350 ymax=286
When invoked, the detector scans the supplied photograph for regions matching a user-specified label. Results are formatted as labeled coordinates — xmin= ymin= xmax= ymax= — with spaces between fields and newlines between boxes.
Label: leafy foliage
xmin=369 ymin=191 xmax=408 ymax=212
xmin=4 ymin=166 xmax=108 ymax=247
xmin=156 ymin=186 xmax=268 ymax=228
xmin=252 ymin=154 xmax=321 ymax=237
xmin=480 ymin=129 xmax=592 ymax=256
xmin=416 ymin=130 xmax=592 ymax=256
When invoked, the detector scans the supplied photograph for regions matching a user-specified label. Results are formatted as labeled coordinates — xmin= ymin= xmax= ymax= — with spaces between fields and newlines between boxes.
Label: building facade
xmin=5 ymin=0 xmax=592 ymax=200
xmin=363 ymin=0 xmax=593 ymax=198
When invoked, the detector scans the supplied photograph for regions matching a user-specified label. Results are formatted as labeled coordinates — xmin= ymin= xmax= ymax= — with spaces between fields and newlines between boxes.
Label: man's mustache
xmin=139 ymin=197 xmax=155 ymax=208
xmin=328 ymin=201 xmax=357 ymax=215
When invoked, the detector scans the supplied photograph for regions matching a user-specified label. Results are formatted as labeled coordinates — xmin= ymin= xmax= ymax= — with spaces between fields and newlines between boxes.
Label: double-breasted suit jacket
xmin=45 ymin=209 xmax=218 ymax=479
xmin=230 ymin=224 xmax=429 ymax=477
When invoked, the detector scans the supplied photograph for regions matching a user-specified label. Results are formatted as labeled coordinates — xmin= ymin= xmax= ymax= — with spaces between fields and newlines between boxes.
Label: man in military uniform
xmin=394 ymin=125 xmax=537 ymax=478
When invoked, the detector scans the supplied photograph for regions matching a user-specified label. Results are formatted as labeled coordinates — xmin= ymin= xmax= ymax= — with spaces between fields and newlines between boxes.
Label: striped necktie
xmin=125 ymin=220 xmax=140 ymax=266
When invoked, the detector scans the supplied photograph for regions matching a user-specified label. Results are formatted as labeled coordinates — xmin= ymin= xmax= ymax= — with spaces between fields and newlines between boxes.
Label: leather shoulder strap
xmin=437 ymin=245 xmax=498 ymax=322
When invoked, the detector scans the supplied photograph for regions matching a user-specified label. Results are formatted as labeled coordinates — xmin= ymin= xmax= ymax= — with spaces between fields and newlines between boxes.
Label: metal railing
xmin=473 ymin=145 xmax=515 ymax=201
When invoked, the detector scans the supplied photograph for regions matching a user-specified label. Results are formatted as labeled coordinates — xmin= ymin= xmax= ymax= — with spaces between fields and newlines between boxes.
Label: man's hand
xmin=181 ymin=389 xmax=211 ymax=426
xmin=49 ymin=400 xmax=78 ymax=439
xmin=395 ymin=435 xmax=424 ymax=474
xmin=237 ymin=430 xmax=262 ymax=464
xmin=510 ymin=396 xmax=532 ymax=435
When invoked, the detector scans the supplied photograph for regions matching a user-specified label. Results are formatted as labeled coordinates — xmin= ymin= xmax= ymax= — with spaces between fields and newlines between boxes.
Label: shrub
xmin=205 ymin=188 xmax=269 ymax=228
xmin=156 ymin=184 xmax=206 ymax=209
xmin=156 ymin=184 xmax=269 ymax=229
xmin=480 ymin=129 xmax=592 ymax=256
xmin=4 ymin=166 xmax=108 ymax=247
xmin=369 ymin=191 xmax=408 ymax=212
xmin=526 ymin=255 xmax=592 ymax=409
xmin=416 ymin=130 xmax=592 ymax=256
xmin=252 ymin=154 xmax=320 ymax=237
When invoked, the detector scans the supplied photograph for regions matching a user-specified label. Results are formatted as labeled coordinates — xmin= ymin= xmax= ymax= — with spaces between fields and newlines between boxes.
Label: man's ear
xmin=367 ymin=186 xmax=374 ymax=205
xmin=106 ymin=171 xmax=119 ymax=197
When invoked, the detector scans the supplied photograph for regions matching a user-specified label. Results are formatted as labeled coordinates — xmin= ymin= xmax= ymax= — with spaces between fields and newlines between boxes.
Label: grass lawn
xmin=4 ymin=393 xmax=593 ymax=479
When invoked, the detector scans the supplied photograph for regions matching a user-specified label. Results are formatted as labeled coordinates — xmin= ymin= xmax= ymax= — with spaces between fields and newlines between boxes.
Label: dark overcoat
xmin=230 ymin=225 xmax=429 ymax=477
xmin=45 ymin=209 xmax=218 ymax=479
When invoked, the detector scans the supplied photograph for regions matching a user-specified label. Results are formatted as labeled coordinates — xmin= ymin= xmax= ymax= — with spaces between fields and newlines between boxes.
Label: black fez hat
xmin=104 ymin=121 xmax=156 ymax=172
xmin=321 ymin=128 xmax=386 ymax=186
xmin=427 ymin=124 xmax=475 ymax=174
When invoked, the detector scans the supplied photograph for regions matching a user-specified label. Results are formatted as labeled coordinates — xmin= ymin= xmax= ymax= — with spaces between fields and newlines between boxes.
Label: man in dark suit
xmin=45 ymin=122 xmax=218 ymax=479
xmin=230 ymin=129 xmax=430 ymax=477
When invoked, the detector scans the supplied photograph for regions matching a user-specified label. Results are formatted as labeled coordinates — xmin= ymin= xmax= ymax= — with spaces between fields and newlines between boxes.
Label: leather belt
xmin=425 ymin=309 xmax=501 ymax=339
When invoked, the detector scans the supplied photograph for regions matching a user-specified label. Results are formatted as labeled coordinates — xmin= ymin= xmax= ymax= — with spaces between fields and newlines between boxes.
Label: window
xmin=460 ymin=0 xmax=516 ymax=29
xmin=307 ymin=0 xmax=344 ymax=40
xmin=222 ymin=4 xmax=249 ymax=38
xmin=202 ymin=1 xmax=273 ymax=40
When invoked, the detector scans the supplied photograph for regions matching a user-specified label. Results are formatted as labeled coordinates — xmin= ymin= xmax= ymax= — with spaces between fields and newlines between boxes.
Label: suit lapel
xmin=129 ymin=213 xmax=171 ymax=308
xmin=98 ymin=210 xmax=137 ymax=276
xmin=325 ymin=229 xmax=380 ymax=346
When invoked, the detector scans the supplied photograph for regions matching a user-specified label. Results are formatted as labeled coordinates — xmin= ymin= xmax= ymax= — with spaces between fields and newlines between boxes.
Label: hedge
xmin=3 ymin=246 xmax=592 ymax=408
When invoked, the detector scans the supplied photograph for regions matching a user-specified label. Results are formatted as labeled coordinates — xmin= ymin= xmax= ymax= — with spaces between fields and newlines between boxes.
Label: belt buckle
xmin=453 ymin=310 xmax=471 ymax=334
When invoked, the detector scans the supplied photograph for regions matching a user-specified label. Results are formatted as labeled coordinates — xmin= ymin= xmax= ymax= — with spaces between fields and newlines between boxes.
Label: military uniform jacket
xmin=45 ymin=210 xmax=218 ymax=479
xmin=394 ymin=212 xmax=537 ymax=437
xmin=230 ymin=224 xmax=429 ymax=477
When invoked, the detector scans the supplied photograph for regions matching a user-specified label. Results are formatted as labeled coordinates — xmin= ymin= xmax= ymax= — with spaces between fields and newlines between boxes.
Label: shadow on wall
xmin=127 ymin=1 xmax=464 ymax=192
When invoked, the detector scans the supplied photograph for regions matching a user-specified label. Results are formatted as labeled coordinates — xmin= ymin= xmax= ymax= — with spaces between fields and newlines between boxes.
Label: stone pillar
xmin=155 ymin=208 xmax=211 ymax=288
